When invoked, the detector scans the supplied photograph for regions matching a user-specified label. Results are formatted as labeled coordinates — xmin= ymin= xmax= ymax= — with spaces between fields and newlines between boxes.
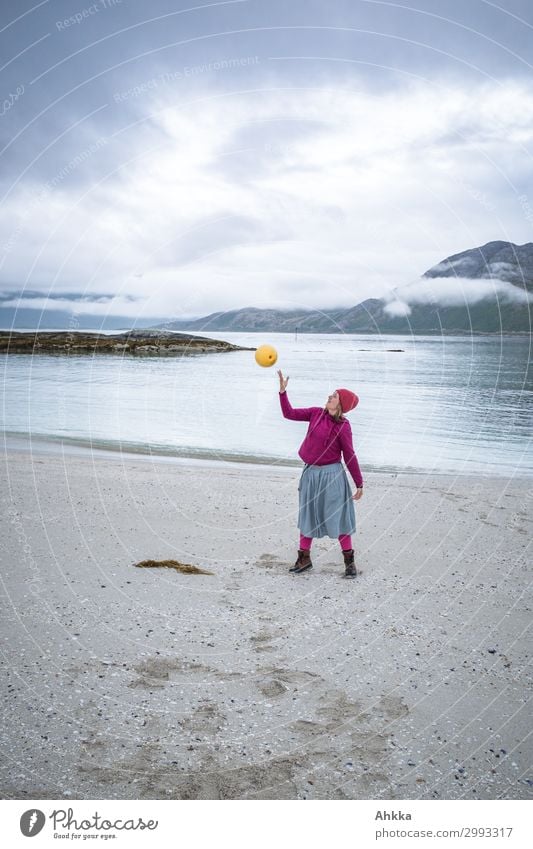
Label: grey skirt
xmin=298 ymin=462 xmax=356 ymax=538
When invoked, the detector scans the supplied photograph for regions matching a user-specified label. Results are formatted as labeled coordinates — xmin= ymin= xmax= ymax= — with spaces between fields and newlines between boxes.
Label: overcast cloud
xmin=1 ymin=0 xmax=532 ymax=321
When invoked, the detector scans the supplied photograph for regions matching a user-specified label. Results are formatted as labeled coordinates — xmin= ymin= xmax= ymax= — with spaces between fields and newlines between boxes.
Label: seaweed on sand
xmin=133 ymin=559 xmax=214 ymax=575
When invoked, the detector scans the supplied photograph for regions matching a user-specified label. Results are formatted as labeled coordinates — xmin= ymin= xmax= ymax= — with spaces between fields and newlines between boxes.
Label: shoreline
xmin=4 ymin=430 xmax=532 ymax=480
xmin=1 ymin=445 xmax=531 ymax=800
xmin=2 ymin=328 xmax=530 ymax=336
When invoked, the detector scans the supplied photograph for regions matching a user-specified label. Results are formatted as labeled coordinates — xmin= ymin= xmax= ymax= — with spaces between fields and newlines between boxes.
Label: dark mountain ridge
xmin=154 ymin=241 xmax=532 ymax=334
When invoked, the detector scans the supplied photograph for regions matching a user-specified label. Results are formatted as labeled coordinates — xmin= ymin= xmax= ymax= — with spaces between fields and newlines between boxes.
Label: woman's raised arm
xmin=277 ymin=370 xmax=316 ymax=421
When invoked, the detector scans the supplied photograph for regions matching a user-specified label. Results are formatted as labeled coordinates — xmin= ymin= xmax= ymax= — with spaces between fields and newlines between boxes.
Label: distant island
xmin=152 ymin=241 xmax=532 ymax=335
xmin=0 ymin=330 xmax=255 ymax=356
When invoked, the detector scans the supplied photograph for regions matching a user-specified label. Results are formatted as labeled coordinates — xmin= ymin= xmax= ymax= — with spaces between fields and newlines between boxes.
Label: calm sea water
xmin=1 ymin=331 xmax=532 ymax=476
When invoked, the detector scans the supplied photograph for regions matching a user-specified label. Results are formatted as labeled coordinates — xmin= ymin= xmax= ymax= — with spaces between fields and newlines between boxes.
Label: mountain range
xmin=1 ymin=241 xmax=531 ymax=333
xmin=154 ymin=241 xmax=533 ymax=334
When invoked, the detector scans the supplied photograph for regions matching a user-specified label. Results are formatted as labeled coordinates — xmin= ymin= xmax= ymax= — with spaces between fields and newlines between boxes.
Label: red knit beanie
xmin=335 ymin=388 xmax=359 ymax=413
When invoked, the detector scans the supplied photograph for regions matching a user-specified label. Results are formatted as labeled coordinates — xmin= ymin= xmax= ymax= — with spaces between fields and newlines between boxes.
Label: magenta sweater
xmin=279 ymin=391 xmax=363 ymax=488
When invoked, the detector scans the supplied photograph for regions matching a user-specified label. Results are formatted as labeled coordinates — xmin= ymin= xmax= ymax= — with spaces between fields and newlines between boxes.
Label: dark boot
xmin=289 ymin=548 xmax=313 ymax=573
xmin=342 ymin=548 xmax=357 ymax=579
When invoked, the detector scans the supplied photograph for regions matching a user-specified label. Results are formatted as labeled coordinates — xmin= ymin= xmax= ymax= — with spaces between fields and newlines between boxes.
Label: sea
xmin=1 ymin=331 xmax=532 ymax=477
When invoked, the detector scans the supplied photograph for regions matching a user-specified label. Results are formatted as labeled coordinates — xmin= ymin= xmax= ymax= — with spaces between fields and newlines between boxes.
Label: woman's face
xmin=326 ymin=391 xmax=341 ymax=415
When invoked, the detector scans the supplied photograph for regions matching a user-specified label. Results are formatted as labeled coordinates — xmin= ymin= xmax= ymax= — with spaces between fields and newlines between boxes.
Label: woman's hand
xmin=277 ymin=369 xmax=289 ymax=393
xmin=352 ymin=488 xmax=364 ymax=501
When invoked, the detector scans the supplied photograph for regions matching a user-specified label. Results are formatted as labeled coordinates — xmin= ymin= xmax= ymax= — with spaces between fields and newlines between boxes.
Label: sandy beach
xmin=1 ymin=436 xmax=531 ymax=800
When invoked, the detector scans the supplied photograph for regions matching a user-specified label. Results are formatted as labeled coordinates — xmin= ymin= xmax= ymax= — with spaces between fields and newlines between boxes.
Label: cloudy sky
xmin=0 ymin=0 xmax=532 ymax=324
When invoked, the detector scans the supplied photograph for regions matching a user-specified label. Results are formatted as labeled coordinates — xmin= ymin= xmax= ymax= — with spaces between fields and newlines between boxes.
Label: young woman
xmin=277 ymin=369 xmax=364 ymax=578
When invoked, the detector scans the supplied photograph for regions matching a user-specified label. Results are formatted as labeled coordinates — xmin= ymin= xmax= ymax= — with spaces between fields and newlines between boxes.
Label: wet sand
xmin=1 ymin=437 xmax=531 ymax=800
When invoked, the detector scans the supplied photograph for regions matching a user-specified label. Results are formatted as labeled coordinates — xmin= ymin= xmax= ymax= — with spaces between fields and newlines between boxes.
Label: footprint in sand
xmin=128 ymin=656 xmax=213 ymax=688
xmin=258 ymin=679 xmax=288 ymax=697
xmin=255 ymin=553 xmax=285 ymax=569
xmin=250 ymin=630 xmax=281 ymax=653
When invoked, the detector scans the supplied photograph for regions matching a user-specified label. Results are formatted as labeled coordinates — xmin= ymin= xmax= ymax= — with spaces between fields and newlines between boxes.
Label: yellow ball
xmin=255 ymin=344 xmax=278 ymax=367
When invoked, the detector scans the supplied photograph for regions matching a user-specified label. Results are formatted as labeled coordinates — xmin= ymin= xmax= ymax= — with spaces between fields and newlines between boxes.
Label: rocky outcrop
xmin=0 ymin=330 xmax=255 ymax=355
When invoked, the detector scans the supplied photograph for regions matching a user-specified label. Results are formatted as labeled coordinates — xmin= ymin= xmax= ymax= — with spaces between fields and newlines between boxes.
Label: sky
xmin=0 ymin=0 xmax=532 ymax=324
